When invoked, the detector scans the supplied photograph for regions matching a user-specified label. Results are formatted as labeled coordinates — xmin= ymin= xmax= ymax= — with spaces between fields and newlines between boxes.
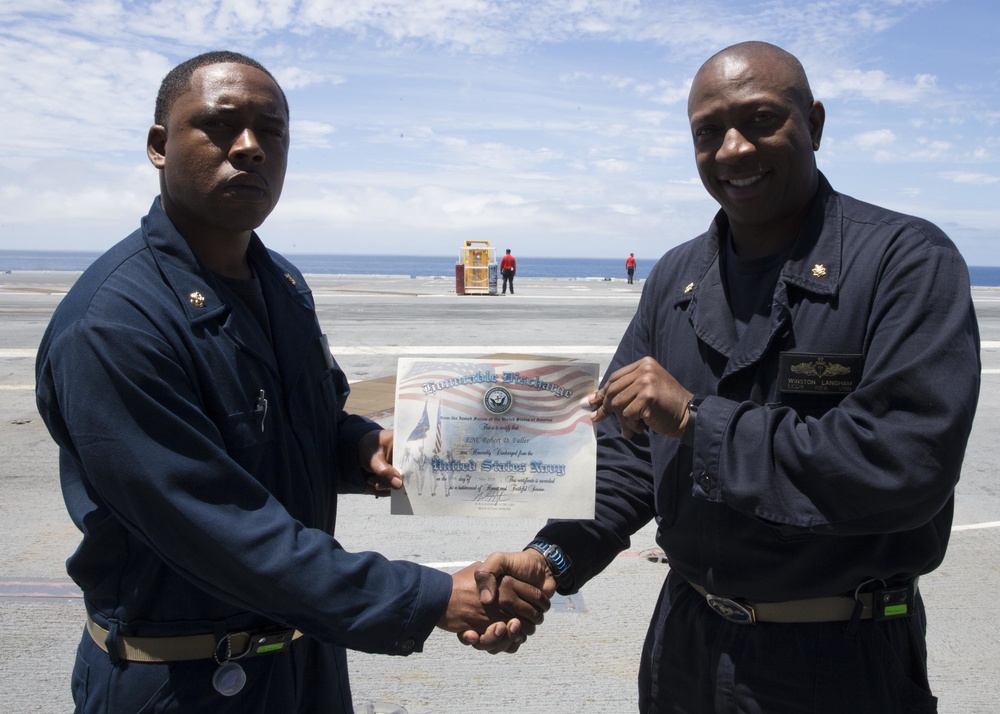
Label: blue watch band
xmin=526 ymin=538 xmax=574 ymax=590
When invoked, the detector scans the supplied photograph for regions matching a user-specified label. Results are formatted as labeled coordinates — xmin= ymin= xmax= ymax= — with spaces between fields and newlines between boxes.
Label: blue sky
xmin=1 ymin=0 xmax=998 ymax=264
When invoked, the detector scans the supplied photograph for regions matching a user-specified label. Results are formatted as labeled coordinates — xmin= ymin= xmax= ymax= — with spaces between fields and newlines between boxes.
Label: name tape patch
xmin=778 ymin=352 xmax=862 ymax=395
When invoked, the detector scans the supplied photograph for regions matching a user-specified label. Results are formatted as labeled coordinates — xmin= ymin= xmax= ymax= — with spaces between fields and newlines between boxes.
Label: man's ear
xmin=147 ymin=125 xmax=167 ymax=169
xmin=808 ymin=101 xmax=825 ymax=151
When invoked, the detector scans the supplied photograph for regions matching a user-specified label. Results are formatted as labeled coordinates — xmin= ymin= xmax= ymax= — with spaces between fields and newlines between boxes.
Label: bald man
xmin=479 ymin=41 xmax=980 ymax=712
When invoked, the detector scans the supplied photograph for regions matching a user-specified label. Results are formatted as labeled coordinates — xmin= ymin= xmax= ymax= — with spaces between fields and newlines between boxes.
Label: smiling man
xmin=687 ymin=43 xmax=823 ymax=259
xmin=35 ymin=51 xmax=550 ymax=713
xmin=479 ymin=41 xmax=981 ymax=712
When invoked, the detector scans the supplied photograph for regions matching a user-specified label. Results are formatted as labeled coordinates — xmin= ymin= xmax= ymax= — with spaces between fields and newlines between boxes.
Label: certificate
xmin=391 ymin=358 xmax=598 ymax=518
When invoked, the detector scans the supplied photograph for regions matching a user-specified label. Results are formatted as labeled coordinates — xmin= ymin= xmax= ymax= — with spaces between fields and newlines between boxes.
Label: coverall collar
xmin=140 ymin=197 xmax=317 ymax=386
xmin=680 ymin=173 xmax=843 ymax=370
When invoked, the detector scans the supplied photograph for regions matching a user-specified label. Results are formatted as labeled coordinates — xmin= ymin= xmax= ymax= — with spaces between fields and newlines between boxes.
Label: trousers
xmin=501 ymin=269 xmax=514 ymax=294
xmin=638 ymin=570 xmax=937 ymax=713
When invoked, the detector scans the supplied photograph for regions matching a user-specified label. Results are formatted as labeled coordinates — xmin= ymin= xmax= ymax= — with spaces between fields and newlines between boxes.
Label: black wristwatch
xmin=525 ymin=538 xmax=574 ymax=591
xmin=681 ymin=395 xmax=706 ymax=447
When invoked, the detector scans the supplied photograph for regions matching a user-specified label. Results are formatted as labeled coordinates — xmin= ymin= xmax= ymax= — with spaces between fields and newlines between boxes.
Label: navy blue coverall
xmin=538 ymin=175 xmax=981 ymax=712
xmin=35 ymin=199 xmax=452 ymax=713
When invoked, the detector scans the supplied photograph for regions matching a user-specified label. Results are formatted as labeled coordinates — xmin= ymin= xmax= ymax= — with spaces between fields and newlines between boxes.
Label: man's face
xmin=687 ymin=53 xmax=824 ymax=243
xmin=148 ymin=62 xmax=289 ymax=242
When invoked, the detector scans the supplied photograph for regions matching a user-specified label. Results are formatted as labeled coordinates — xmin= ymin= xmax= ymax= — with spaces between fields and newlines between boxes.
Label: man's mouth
xmin=227 ymin=172 xmax=266 ymax=190
xmin=726 ymin=174 xmax=764 ymax=188
xmin=224 ymin=174 xmax=268 ymax=200
xmin=225 ymin=184 xmax=266 ymax=200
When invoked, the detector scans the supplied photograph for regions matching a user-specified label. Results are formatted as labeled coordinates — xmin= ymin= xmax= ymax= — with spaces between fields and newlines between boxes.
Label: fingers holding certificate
xmin=391 ymin=358 xmax=598 ymax=518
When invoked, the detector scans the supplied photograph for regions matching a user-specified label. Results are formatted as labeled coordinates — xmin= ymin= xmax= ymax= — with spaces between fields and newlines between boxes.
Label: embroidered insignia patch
xmin=778 ymin=353 xmax=862 ymax=394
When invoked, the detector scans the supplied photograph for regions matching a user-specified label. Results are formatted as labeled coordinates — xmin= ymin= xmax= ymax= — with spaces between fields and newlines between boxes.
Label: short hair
xmin=154 ymin=50 xmax=289 ymax=125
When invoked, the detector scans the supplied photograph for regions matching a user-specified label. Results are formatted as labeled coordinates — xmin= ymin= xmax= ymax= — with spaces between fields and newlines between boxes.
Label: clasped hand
xmin=439 ymin=550 xmax=556 ymax=654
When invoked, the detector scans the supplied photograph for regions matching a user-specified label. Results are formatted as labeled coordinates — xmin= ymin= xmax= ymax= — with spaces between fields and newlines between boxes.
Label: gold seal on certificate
xmin=391 ymin=358 xmax=598 ymax=518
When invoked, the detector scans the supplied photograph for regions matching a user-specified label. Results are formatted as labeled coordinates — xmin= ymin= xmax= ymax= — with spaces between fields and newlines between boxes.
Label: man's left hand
xmin=590 ymin=357 xmax=693 ymax=441
xmin=358 ymin=429 xmax=403 ymax=496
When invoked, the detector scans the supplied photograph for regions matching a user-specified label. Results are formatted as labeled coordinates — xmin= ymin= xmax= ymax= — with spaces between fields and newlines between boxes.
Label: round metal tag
xmin=212 ymin=661 xmax=247 ymax=696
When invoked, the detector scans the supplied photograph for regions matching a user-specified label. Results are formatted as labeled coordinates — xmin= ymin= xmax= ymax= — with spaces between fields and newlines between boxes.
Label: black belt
xmin=86 ymin=615 xmax=303 ymax=662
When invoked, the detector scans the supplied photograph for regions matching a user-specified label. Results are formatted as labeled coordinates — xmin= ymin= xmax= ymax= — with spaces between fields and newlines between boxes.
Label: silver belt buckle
xmin=706 ymin=594 xmax=756 ymax=624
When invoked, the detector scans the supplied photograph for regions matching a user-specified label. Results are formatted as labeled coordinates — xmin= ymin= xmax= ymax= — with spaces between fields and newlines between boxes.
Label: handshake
xmin=360 ymin=431 xmax=562 ymax=653
xmin=436 ymin=549 xmax=556 ymax=654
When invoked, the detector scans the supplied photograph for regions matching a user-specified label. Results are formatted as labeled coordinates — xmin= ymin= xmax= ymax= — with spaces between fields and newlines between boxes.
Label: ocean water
xmin=1 ymin=249 xmax=998 ymax=286
xmin=0 ymin=250 xmax=651 ymax=280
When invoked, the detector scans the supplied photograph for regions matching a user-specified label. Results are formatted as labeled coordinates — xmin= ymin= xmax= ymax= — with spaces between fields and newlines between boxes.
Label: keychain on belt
xmin=213 ymin=633 xmax=248 ymax=696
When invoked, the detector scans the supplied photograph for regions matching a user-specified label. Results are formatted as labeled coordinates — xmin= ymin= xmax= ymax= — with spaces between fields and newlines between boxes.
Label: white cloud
xmin=815 ymin=69 xmax=938 ymax=103
xmin=940 ymin=171 xmax=1000 ymax=185
xmin=911 ymin=138 xmax=952 ymax=161
xmin=632 ymin=110 xmax=670 ymax=126
xmin=593 ymin=159 xmax=632 ymax=173
xmin=0 ymin=0 xmax=997 ymax=265
xmin=292 ymin=120 xmax=338 ymax=149
xmin=278 ymin=66 xmax=342 ymax=91
xmin=852 ymin=129 xmax=897 ymax=151
xmin=649 ymin=79 xmax=693 ymax=107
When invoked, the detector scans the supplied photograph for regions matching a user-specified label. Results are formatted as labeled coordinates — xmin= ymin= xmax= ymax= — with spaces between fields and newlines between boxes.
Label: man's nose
xmin=230 ymin=128 xmax=265 ymax=163
xmin=716 ymin=127 xmax=754 ymax=163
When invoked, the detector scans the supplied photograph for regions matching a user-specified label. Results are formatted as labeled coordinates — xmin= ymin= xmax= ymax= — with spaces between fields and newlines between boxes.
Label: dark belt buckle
xmin=706 ymin=594 xmax=756 ymax=625
xmin=240 ymin=628 xmax=295 ymax=658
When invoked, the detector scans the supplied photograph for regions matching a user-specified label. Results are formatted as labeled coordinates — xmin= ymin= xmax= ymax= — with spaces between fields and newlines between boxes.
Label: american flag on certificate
xmin=395 ymin=359 xmax=597 ymax=436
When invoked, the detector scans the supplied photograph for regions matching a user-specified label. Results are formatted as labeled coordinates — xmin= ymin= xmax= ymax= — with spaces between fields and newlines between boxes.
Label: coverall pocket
xmin=813 ymin=618 xmax=938 ymax=712
xmin=71 ymin=647 xmax=90 ymax=708
xmin=219 ymin=409 xmax=274 ymax=473
xmin=318 ymin=367 xmax=351 ymax=416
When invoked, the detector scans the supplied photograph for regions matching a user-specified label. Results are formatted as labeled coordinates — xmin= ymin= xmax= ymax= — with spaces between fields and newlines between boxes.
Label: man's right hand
xmin=436 ymin=550 xmax=556 ymax=654
xmin=474 ymin=549 xmax=555 ymax=609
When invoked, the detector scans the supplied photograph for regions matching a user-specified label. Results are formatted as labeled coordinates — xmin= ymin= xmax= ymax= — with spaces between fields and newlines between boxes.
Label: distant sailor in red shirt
xmin=625 ymin=253 xmax=637 ymax=284
xmin=500 ymin=249 xmax=516 ymax=295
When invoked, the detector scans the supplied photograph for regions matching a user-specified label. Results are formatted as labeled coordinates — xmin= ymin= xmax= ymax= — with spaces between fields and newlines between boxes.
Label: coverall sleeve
xmin=537 ymin=300 xmax=659 ymax=592
xmin=40 ymin=318 xmax=451 ymax=655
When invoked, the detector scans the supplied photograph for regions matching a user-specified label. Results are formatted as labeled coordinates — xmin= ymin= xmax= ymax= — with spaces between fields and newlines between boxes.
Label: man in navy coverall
xmin=478 ymin=41 xmax=980 ymax=712
xmin=35 ymin=51 xmax=552 ymax=713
